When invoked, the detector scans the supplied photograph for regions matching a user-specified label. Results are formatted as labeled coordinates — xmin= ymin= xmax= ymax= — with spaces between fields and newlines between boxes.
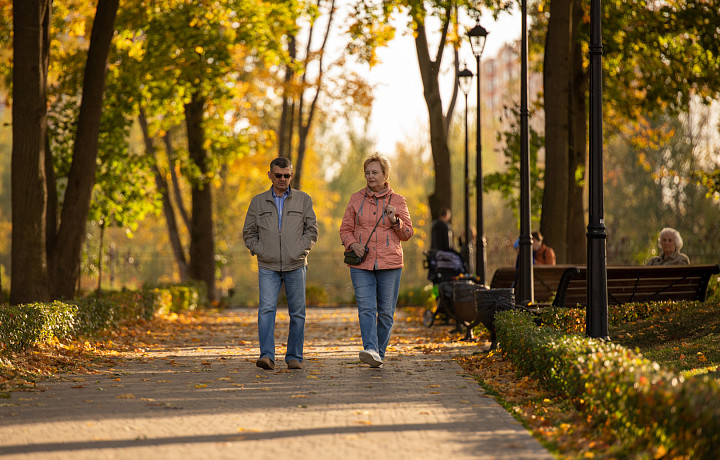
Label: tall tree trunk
xmin=139 ymin=112 xmax=189 ymax=281
xmin=415 ymin=21 xmax=453 ymax=220
xmin=48 ymin=0 xmax=119 ymax=299
xmin=45 ymin=127 xmax=57 ymax=261
xmin=96 ymin=223 xmax=105 ymax=294
xmin=184 ymin=94 xmax=217 ymax=302
xmin=541 ymin=0 xmax=573 ymax=262
xmin=291 ymin=0 xmax=336 ymax=190
xmin=567 ymin=0 xmax=588 ymax=264
xmin=10 ymin=0 xmax=51 ymax=304
xmin=163 ymin=133 xmax=190 ymax=231
xmin=278 ymin=35 xmax=296 ymax=160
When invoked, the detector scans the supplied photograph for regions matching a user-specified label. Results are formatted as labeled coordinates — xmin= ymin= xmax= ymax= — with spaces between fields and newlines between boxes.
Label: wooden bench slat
xmin=552 ymin=264 xmax=720 ymax=307
xmin=490 ymin=265 xmax=576 ymax=303
xmin=490 ymin=264 xmax=720 ymax=308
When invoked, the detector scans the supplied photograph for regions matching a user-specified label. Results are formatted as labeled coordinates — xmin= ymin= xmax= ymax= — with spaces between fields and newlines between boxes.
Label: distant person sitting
xmin=647 ymin=227 xmax=690 ymax=266
xmin=430 ymin=208 xmax=454 ymax=251
xmin=532 ymin=231 xmax=556 ymax=265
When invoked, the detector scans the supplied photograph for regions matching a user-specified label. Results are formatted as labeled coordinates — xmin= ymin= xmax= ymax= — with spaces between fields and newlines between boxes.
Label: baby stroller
xmin=423 ymin=249 xmax=477 ymax=334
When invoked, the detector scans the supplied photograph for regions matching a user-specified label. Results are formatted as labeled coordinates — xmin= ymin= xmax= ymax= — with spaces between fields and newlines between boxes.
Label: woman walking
xmin=340 ymin=154 xmax=414 ymax=368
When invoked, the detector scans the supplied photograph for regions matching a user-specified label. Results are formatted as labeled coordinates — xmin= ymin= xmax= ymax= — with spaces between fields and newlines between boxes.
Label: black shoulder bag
xmin=344 ymin=195 xmax=392 ymax=265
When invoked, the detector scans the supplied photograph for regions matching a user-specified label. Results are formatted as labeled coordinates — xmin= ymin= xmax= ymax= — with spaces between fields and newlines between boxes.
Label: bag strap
xmin=363 ymin=193 xmax=393 ymax=249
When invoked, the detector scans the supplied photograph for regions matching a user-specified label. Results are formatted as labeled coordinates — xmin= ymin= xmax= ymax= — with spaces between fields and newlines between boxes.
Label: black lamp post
xmin=587 ymin=0 xmax=609 ymax=339
xmin=458 ymin=65 xmax=474 ymax=273
xmin=468 ymin=20 xmax=488 ymax=286
xmin=516 ymin=0 xmax=534 ymax=304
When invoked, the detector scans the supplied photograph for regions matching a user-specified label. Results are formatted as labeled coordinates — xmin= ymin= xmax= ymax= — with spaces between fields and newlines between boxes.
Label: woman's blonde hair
xmin=658 ymin=227 xmax=683 ymax=250
xmin=364 ymin=153 xmax=390 ymax=180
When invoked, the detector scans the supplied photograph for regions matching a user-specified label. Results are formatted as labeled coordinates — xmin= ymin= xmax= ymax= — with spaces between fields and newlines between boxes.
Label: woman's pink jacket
xmin=339 ymin=186 xmax=414 ymax=270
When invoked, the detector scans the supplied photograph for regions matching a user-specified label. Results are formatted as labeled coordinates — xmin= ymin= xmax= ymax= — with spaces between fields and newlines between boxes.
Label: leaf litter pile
xmin=2 ymin=305 xmax=628 ymax=458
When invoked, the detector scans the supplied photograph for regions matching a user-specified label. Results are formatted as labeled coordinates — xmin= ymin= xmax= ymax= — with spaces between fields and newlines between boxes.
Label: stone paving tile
xmin=0 ymin=307 xmax=552 ymax=459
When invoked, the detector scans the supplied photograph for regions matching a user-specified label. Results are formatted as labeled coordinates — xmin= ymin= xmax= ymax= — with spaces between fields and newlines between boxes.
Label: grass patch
xmin=611 ymin=302 xmax=720 ymax=376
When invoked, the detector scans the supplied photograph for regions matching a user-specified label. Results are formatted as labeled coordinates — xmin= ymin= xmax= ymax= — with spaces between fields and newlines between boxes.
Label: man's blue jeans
xmin=350 ymin=267 xmax=402 ymax=359
xmin=258 ymin=266 xmax=307 ymax=363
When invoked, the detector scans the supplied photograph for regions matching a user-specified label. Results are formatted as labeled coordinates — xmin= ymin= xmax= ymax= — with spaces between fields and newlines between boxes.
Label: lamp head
xmin=458 ymin=65 xmax=474 ymax=95
xmin=468 ymin=21 xmax=488 ymax=57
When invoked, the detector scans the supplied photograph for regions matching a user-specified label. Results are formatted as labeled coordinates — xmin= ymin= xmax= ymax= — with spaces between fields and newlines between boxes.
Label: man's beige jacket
xmin=243 ymin=188 xmax=318 ymax=271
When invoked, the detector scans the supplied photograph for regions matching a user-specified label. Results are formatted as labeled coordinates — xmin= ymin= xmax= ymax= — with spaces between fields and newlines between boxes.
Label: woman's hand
xmin=350 ymin=243 xmax=366 ymax=257
xmin=385 ymin=204 xmax=397 ymax=222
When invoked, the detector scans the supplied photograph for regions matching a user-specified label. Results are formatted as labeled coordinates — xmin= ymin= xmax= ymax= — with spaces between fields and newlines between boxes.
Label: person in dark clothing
xmin=430 ymin=208 xmax=453 ymax=251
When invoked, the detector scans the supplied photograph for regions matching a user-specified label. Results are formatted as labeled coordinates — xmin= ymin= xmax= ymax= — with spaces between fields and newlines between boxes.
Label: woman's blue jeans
xmin=258 ymin=266 xmax=307 ymax=363
xmin=350 ymin=267 xmax=402 ymax=359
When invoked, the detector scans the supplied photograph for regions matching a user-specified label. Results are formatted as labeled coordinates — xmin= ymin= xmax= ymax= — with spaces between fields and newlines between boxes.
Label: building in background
xmin=481 ymin=41 xmax=543 ymax=121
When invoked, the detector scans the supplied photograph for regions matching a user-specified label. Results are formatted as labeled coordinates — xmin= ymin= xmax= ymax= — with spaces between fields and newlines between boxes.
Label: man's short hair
xmin=270 ymin=157 xmax=293 ymax=170
xmin=438 ymin=208 xmax=451 ymax=218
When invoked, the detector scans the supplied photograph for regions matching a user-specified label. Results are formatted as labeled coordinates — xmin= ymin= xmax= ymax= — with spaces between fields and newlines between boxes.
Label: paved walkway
xmin=0 ymin=307 xmax=552 ymax=459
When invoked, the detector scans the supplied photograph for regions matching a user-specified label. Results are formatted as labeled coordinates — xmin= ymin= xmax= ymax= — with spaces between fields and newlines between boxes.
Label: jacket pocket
xmin=257 ymin=210 xmax=275 ymax=231
xmin=256 ymin=211 xmax=280 ymax=263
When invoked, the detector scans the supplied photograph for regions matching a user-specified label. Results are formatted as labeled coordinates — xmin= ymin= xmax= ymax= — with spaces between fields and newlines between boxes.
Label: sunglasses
xmin=274 ymin=173 xmax=292 ymax=179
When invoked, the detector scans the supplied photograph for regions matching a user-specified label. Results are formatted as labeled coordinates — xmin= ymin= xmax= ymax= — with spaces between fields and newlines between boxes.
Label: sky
xmin=365 ymin=8 xmax=522 ymax=154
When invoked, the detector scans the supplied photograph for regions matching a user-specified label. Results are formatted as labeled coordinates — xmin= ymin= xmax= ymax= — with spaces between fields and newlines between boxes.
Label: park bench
xmin=552 ymin=264 xmax=720 ymax=308
xmin=489 ymin=265 xmax=576 ymax=303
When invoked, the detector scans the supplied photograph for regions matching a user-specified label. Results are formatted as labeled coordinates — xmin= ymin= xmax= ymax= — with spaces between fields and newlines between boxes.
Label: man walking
xmin=243 ymin=157 xmax=318 ymax=370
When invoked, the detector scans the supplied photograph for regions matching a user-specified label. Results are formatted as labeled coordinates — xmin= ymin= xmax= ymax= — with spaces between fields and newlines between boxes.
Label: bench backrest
xmin=553 ymin=264 xmax=720 ymax=308
xmin=490 ymin=265 xmax=577 ymax=303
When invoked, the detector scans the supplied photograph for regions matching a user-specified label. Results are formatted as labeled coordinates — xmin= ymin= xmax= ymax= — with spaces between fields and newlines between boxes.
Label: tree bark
xmin=48 ymin=0 xmax=119 ymax=299
xmin=414 ymin=21 xmax=453 ymax=219
xmin=139 ymin=112 xmax=189 ymax=281
xmin=163 ymin=133 xmax=190 ymax=232
xmin=185 ymin=94 xmax=217 ymax=302
xmin=45 ymin=125 xmax=58 ymax=261
xmin=96 ymin=223 xmax=105 ymax=294
xmin=541 ymin=0 xmax=573 ymax=262
xmin=10 ymin=0 xmax=51 ymax=304
xmin=278 ymin=35 xmax=296 ymax=160
xmin=566 ymin=0 xmax=588 ymax=264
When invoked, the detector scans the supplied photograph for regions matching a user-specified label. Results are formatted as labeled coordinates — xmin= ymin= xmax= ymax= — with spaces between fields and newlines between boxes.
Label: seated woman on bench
xmin=647 ymin=227 xmax=690 ymax=266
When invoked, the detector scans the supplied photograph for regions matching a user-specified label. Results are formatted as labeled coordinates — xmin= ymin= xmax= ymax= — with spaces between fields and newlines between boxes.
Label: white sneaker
xmin=359 ymin=349 xmax=383 ymax=368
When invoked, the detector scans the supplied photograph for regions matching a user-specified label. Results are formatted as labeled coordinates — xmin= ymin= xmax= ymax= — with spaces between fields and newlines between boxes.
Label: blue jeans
xmin=258 ymin=266 xmax=307 ymax=363
xmin=350 ymin=267 xmax=402 ymax=359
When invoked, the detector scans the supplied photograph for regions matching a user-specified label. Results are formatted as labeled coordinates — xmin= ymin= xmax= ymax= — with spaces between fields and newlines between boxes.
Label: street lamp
xmin=516 ymin=0 xmax=534 ymax=304
xmin=468 ymin=20 xmax=488 ymax=286
xmin=458 ymin=65 xmax=474 ymax=273
xmin=587 ymin=0 xmax=609 ymax=339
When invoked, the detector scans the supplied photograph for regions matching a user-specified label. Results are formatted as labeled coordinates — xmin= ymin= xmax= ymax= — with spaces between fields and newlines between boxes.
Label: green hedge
xmin=0 ymin=283 xmax=208 ymax=354
xmin=142 ymin=281 xmax=208 ymax=314
xmin=495 ymin=309 xmax=720 ymax=457
xmin=0 ymin=302 xmax=77 ymax=352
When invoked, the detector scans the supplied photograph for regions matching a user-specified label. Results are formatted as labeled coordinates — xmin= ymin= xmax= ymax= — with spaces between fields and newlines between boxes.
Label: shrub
xmin=397 ymin=284 xmax=434 ymax=307
xmin=305 ymin=284 xmax=328 ymax=306
xmin=496 ymin=309 xmax=720 ymax=457
xmin=0 ymin=283 xmax=206 ymax=354
xmin=70 ymin=297 xmax=119 ymax=335
xmin=707 ymin=274 xmax=720 ymax=302
xmin=143 ymin=281 xmax=209 ymax=313
xmin=0 ymin=302 xmax=77 ymax=353
xmin=98 ymin=289 xmax=162 ymax=320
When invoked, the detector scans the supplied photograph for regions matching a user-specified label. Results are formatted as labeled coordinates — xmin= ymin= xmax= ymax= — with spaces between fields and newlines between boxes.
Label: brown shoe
xmin=256 ymin=357 xmax=275 ymax=370
xmin=287 ymin=359 xmax=302 ymax=370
